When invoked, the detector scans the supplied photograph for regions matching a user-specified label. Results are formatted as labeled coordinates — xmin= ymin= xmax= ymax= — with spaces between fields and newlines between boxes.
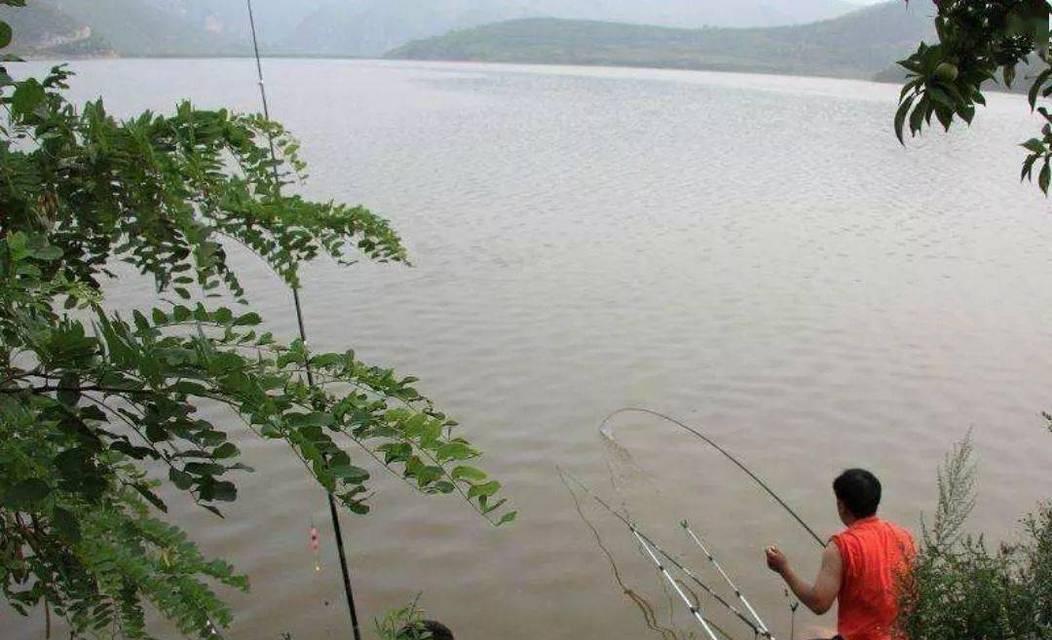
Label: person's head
xmin=832 ymin=468 xmax=881 ymax=524
xmin=396 ymin=620 xmax=454 ymax=640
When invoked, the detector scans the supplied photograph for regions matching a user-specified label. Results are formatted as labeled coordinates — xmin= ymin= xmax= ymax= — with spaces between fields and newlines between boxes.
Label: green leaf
xmin=4 ymin=479 xmax=51 ymax=507
xmin=11 ymin=79 xmax=45 ymax=118
xmin=233 ymin=312 xmax=261 ymax=326
xmin=0 ymin=21 xmax=10 ymax=49
xmin=211 ymin=481 xmax=237 ymax=502
xmin=287 ymin=412 xmax=333 ymax=429
xmin=909 ymin=96 xmax=927 ymax=135
xmin=436 ymin=442 xmax=477 ymax=462
xmin=451 ymin=465 xmax=487 ymax=482
xmin=213 ymin=442 xmax=239 ymax=459
xmin=1021 ymin=139 xmax=1046 ymax=154
xmin=1022 ymin=155 xmax=1039 ymax=181
xmin=895 ymin=95 xmax=915 ymax=145
xmin=927 ymin=85 xmax=955 ymax=109
xmin=52 ymin=507 xmax=81 ymax=542
xmin=1040 ymin=161 xmax=1050 ymax=195
xmin=331 ymin=465 xmax=370 ymax=483
xmin=496 ymin=511 xmax=518 ymax=526
xmin=467 ymin=481 xmax=501 ymax=500
xmin=185 ymin=462 xmax=226 ymax=476
xmin=1029 ymin=67 xmax=1052 ymax=108
xmin=169 ymin=468 xmax=193 ymax=490
xmin=132 ymin=483 xmax=168 ymax=512
xmin=57 ymin=372 xmax=80 ymax=407
xmin=935 ymin=106 xmax=953 ymax=131
xmin=430 ymin=480 xmax=455 ymax=494
xmin=30 ymin=244 xmax=63 ymax=261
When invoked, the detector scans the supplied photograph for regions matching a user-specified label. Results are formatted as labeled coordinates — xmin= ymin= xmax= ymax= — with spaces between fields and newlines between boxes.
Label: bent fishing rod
xmin=560 ymin=468 xmax=772 ymax=640
xmin=244 ymin=2 xmax=362 ymax=639
xmin=599 ymin=407 xmax=826 ymax=548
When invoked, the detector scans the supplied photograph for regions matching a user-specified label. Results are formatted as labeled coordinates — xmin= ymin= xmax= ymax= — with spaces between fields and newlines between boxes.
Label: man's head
xmin=396 ymin=620 xmax=454 ymax=640
xmin=833 ymin=468 xmax=881 ymax=524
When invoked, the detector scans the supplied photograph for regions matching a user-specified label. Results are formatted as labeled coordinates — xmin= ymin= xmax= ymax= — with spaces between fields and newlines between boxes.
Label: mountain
xmin=139 ymin=0 xmax=329 ymax=50
xmin=386 ymin=0 xmax=937 ymax=80
xmin=0 ymin=3 xmax=113 ymax=57
xmin=279 ymin=0 xmax=857 ymax=58
xmin=37 ymin=0 xmax=241 ymax=56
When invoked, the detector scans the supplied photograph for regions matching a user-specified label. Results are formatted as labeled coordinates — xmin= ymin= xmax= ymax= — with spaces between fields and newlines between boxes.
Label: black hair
xmin=397 ymin=620 xmax=454 ymax=640
xmin=833 ymin=468 xmax=881 ymax=518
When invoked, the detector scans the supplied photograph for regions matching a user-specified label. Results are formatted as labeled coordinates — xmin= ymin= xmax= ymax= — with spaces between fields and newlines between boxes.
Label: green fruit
xmin=934 ymin=62 xmax=959 ymax=82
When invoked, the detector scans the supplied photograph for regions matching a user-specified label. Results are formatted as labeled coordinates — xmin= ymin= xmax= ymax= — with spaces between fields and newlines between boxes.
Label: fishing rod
xmin=682 ymin=521 xmax=772 ymax=639
xmin=560 ymin=468 xmax=769 ymax=639
xmin=600 ymin=408 xmax=826 ymax=548
xmin=634 ymin=530 xmax=721 ymax=640
xmin=243 ymin=2 xmax=363 ymax=639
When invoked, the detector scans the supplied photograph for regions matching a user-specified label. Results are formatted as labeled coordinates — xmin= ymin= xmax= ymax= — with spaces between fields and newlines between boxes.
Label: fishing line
xmin=243 ymin=2 xmax=362 ymax=639
xmin=599 ymin=408 xmax=826 ymax=548
xmin=560 ymin=468 xmax=767 ymax=638
xmin=559 ymin=471 xmax=681 ymax=640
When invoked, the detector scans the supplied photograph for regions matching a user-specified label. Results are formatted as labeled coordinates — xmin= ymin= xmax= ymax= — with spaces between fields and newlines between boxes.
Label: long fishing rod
xmin=682 ymin=521 xmax=772 ymax=639
xmin=244 ymin=3 xmax=363 ymax=639
xmin=560 ymin=468 xmax=768 ymax=639
xmin=600 ymin=408 xmax=826 ymax=548
xmin=633 ymin=531 xmax=721 ymax=640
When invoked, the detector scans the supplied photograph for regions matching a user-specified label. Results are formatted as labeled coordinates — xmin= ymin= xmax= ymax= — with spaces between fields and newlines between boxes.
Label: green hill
xmin=386 ymin=0 xmax=937 ymax=80
xmin=282 ymin=0 xmax=857 ymax=58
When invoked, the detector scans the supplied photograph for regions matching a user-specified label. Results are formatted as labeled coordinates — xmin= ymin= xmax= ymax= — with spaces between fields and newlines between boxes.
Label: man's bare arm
xmin=766 ymin=543 xmax=842 ymax=615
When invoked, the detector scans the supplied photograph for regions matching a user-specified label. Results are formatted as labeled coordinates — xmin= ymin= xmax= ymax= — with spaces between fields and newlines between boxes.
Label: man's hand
xmin=765 ymin=545 xmax=789 ymax=575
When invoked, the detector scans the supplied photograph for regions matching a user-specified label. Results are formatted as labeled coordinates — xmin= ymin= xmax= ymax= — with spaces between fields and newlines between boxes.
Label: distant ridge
xmin=1 ymin=0 xmax=859 ymax=60
xmin=386 ymin=1 xmax=937 ymax=81
xmin=282 ymin=0 xmax=857 ymax=58
xmin=1 ymin=3 xmax=113 ymax=58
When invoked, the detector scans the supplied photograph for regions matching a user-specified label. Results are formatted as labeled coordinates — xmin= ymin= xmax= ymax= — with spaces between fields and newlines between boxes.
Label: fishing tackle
xmin=561 ymin=468 xmax=770 ymax=639
xmin=600 ymin=408 xmax=825 ymax=548
xmin=634 ymin=531 xmax=721 ymax=640
xmin=310 ymin=522 xmax=321 ymax=572
xmin=244 ymin=2 xmax=362 ymax=639
xmin=682 ymin=522 xmax=773 ymax=638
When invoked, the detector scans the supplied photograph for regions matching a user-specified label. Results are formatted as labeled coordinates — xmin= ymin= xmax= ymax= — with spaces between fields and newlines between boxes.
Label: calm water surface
xmin=5 ymin=59 xmax=1052 ymax=640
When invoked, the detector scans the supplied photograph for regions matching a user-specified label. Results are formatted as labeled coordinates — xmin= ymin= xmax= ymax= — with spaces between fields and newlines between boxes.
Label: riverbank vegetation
xmin=893 ymin=2 xmax=1052 ymax=638
xmin=0 ymin=1 xmax=512 ymax=637
xmin=896 ymin=437 xmax=1051 ymax=639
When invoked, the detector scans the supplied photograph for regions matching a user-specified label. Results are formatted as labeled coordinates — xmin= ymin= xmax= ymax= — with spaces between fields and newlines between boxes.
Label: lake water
xmin=5 ymin=59 xmax=1052 ymax=640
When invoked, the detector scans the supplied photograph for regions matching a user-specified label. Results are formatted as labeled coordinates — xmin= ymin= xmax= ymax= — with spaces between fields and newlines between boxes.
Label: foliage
xmin=0 ymin=4 xmax=512 ymax=638
xmin=374 ymin=597 xmax=432 ymax=640
xmin=894 ymin=1 xmax=1052 ymax=193
xmin=921 ymin=434 xmax=977 ymax=550
xmin=896 ymin=436 xmax=1052 ymax=640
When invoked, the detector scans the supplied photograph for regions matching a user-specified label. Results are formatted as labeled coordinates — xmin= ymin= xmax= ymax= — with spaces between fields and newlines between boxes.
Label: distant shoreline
xmin=16 ymin=52 xmax=906 ymax=86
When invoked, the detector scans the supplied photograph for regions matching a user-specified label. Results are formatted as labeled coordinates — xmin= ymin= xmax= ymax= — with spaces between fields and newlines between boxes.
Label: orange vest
xmin=830 ymin=517 xmax=915 ymax=640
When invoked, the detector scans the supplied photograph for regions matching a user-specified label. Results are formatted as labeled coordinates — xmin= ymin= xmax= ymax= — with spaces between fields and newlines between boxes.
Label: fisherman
xmin=396 ymin=620 xmax=455 ymax=640
xmin=764 ymin=468 xmax=915 ymax=640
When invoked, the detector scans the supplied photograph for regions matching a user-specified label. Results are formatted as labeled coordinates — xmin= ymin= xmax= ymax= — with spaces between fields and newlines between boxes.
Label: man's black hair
xmin=833 ymin=468 xmax=882 ymax=518
xmin=396 ymin=620 xmax=454 ymax=640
